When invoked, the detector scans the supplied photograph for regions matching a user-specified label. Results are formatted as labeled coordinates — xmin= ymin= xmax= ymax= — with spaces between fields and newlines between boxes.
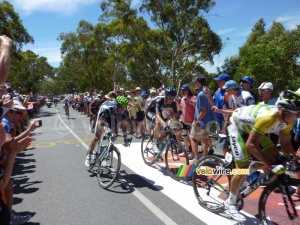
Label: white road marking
xmin=56 ymin=110 xmax=178 ymax=225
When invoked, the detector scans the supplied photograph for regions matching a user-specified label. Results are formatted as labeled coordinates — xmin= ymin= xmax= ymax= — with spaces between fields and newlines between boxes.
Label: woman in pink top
xmin=176 ymin=84 xmax=196 ymax=159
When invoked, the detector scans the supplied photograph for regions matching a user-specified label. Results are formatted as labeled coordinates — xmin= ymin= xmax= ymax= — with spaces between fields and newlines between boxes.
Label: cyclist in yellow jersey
xmin=225 ymin=90 xmax=300 ymax=222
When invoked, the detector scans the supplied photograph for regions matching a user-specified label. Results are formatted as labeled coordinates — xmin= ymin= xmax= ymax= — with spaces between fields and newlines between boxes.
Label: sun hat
xmin=12 ymin=100 xmax=26 ymax=110
xmin=135 ymin=87 xmax=142 ymax=91
xmin=150 ymin=89 xmax=157 ymax=94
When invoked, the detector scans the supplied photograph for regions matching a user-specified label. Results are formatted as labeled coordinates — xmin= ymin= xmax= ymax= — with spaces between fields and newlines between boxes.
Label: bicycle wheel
xmin=192 ymin=155 xmax=231 ymax=212
xmin=259 ymin=177 xmax=300 ymax=225
xmin=141 ymin=134 xmax=155 ymax=166
xmin=164 ymin=141 xmax=189 ymax=180
xmin=97 ymin=146 xmax=121 ymax=189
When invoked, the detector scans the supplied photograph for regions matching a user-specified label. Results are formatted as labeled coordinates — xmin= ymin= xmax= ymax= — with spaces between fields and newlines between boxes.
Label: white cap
xmin=258 ymin=82 xmax=273 ymax=90
xmin=12 ymin=100 xmax=26 ymax=110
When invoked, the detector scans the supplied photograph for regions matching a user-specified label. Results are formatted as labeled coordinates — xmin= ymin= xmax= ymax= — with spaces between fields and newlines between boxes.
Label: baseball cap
xmin=222 ymin=80 xmax=239 ymax=90
xmin=258 ymin=82 xmax=273 ymax=90
xmin=141 ymin=90 xmax=148 ymax=96
xmin=135 ymin=87 xmax=142 ymax=91
xmin=12 ymin=100 xmax=26 ymax=110
xmin=214 ymin=73 xmax=230 ymax=82
xmin=239 ymin=76 xmax=254 ymax=87
xmin=150 ymin=89 xmax=157 ymax=94
xmin=180 ymin=84 xmax=190 ymax=89
xmin=192 ymin=76 xmax=206 ymax=85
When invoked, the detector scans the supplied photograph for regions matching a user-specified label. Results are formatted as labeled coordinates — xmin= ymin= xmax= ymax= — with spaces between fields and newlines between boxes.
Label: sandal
xmin=291 ymin=193 xmax=300 ymax=202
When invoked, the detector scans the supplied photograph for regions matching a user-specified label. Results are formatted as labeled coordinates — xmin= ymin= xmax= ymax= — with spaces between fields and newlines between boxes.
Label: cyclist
xmin=225 ymin=90 xmax=300 ymax=222
xmin=88 ymin=96 xmax=101 ymax=131
xmin=85 ymin=95 xmax=130 ymax=167
xmin=145 ymin=86 xmax=179 ymax=153
xmin=62 ymin=96 xmax=70 ymax=116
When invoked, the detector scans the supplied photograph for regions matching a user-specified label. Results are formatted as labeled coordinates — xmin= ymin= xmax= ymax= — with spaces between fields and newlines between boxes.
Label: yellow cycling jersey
xmin=230 ymin=104 xmax=293 ymax=135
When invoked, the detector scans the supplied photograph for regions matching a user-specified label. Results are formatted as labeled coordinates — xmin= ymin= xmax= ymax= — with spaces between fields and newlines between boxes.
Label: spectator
xmin=258 ymin=82 xmax=277 ymax=105
xmin=176 ymin=84 xmax=196 ymax=159
xmin=134 ymin=87 xmax=145 ymax=138
xmin=145 ymin=89 xmax=158 ymax=134
xmin=205 ymin=73 xmax=230 ymax=156
xmin=190 ymin=76 xmax=214 ymax=164
xmin=1 ymin=100 xmax=41 ymax=224
xmin=239 ymin=76 xmax=257 ymax=103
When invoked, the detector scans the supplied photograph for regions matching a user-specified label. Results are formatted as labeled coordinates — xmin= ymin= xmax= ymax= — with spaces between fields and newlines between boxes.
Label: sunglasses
xmin=287 ymin=110 xmax=300 ymax=117
xmin=167 ymin=96 xmax=175 ymax=100
xmin=258 ymin=89 xmax=270 ymax=93
xmin=180 ymin=89 xmax=187 ymax=91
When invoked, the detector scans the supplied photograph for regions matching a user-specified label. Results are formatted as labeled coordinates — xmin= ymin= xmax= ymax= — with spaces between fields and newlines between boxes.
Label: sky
xmin=6 ymin=0 xmax=300 ymax=73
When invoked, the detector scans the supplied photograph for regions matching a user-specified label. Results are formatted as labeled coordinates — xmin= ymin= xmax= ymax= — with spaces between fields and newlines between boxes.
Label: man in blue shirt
xmin=190 ymin=75 xmax=214 ymax=164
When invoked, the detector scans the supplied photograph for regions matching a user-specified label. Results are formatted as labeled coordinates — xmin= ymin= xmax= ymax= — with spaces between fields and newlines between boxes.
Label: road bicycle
xmin=192 ymin=152 xmax=300 ymax=224
xmin=141 ymin=119 xmax=189 ymax=180
xmin=88 ymin=127 xmax=132 ymax=189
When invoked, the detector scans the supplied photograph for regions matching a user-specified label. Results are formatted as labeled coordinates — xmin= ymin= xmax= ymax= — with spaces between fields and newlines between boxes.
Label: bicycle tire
xmin=141 ymin=134 xmax=155 ymax=166
xmin=259 ymin=177 xmax=300 ymax=225
xmin=192 ymin=155 xmax=231 ymax=212
xmin=97 ymin=146 xmax=121 ymax=189
xmin=164 ymin=141 xmax=189 ymax=180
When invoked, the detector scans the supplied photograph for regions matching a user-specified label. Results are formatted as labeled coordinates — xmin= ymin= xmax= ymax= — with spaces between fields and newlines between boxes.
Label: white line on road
xmin=56 ymin=109 xmax=178 ymax=225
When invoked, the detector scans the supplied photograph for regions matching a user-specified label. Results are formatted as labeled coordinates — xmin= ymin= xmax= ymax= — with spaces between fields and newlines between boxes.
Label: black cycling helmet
xmin=164 ymin=86 xmax=177 ymax=97
xmin=277 ymin=90 xmax=300 ymax=111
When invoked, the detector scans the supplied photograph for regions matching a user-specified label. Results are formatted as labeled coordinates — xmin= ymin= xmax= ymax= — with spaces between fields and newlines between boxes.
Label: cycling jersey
xmin=228 ymin=104 xmax=293 ymax=163
xmin=146 ymin=96 xmax=177 ymax=121
xmin=95 ymin=100 xmax=126 ymax=131
xmin=230 ymin=104 xmax=292 ymax=135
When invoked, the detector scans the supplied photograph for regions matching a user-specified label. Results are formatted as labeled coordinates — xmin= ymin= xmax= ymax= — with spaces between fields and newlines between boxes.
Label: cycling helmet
xmin=164 ymin=86 xmax=177 ymax=97
xmin=277 ymin=90 xmax=300 ymax=111
xmin=116 ymin=95 xmax=128 ymax=108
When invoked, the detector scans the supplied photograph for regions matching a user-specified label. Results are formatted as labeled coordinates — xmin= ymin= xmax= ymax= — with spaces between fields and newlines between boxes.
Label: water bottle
xmin=246 ymin=171 xmax=260 ymax=184
xmin=100 ymin=145 xmax=106 ymax=154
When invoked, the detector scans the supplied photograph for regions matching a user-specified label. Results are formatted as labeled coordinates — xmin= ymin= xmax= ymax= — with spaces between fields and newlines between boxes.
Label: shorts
xmin=136 ymin=111 xmax=145 ymax=122
xmin=146 ymin=111 xmax=156 ymax=122
xmin=182 ymin=122 xmax=191 ymax=137
xmin=189 ymin=126 xmax=209 ymax=141
xmin=0 ymin=198 xmax=10 ymax=225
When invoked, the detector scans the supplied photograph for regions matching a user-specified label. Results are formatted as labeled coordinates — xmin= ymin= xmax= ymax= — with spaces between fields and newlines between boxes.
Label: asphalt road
xmin=10 ymin=103 xmax=258 ymax=225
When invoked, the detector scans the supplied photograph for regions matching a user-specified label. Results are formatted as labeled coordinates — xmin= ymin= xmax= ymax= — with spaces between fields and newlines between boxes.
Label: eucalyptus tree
xmin=9 ymin=50 xmax=54 ymax=94
xmin=100 ymin=0 xmax=222 ymax=90
xmin=236 ymin=19 xmax=300 ymax=94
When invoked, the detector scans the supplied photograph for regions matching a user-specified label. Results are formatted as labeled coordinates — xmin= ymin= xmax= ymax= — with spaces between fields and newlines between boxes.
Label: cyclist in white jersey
xmin=224 ymin=90 xmax=300 ymax=222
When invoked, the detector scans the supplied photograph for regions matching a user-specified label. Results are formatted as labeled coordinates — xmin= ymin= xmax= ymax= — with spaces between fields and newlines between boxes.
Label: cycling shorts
xmin=145 ymin=111 xmax=156 ymax=122
xmin=227 ymin=123 xmax=274 ymax=164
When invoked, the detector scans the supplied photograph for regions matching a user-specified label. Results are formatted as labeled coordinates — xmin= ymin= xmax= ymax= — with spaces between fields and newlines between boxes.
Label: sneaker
xmin=188 ymin=153 xmax=195 ymax=160
xmin=10 ymin=213 xmax=32 ymax=225
xmin=192 ymin=157 xmax=201 ymax=165
xmin=152 ymin=144 xmax=160 ymax=154
xmin=224 ymin=200 xmax=246 ymax=223
xmin=135 ymin=135 xmax=143 ymax=139
xmin=85 ymin=154 xmax=91 ymax=167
